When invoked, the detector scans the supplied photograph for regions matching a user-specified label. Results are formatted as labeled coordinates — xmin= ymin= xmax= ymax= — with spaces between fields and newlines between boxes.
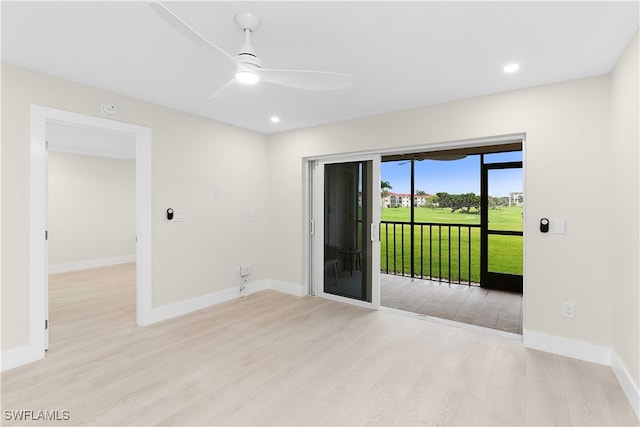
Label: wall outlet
xmin=562 ymin=303 xmax=575 ymax=319
xmin=238 ymin=265 xmax=251 ymax=276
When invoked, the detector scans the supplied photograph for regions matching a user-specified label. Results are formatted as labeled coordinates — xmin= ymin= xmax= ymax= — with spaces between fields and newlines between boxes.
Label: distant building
xmin=383 ymin=192 xmax=428 ymax=208
xmin=509 ymin=192 xmax=524 ymax=206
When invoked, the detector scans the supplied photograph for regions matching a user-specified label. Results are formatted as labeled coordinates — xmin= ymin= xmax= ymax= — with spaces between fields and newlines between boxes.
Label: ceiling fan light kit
xmin=150 ymin=2 xmax=352 ymax=99
xmin=235 ymin=70 xmax=260 ymax=84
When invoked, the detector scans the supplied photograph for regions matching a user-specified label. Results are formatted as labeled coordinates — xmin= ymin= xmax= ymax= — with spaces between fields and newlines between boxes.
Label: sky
xmin=381 ymin=151 xmax=522 ymax=197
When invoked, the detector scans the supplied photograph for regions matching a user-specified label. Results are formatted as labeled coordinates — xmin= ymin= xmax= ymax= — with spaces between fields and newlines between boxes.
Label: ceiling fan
xmin=397 ymin=154 xmax=467 ymax=165
xmin=150 ymin=2 xmax=352 ymax=100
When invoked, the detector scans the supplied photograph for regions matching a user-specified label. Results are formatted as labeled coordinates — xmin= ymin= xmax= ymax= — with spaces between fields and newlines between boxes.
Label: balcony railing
xmin=380 ymin=221 xmax=481 ymax=285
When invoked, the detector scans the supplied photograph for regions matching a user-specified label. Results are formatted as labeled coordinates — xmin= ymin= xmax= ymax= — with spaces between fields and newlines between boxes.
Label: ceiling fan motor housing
xmin=236 ymin=42 xmax=262 ymax=68
xmin=234 ymin=13 xmax=262 ymax=69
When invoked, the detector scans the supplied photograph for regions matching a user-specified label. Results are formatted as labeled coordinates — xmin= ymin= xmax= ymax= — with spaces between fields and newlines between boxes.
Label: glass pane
xmin=487 ymin=234 xmax=523 ymax=275
xmin=415 ymin=155 xmax=481 ymax=225
xmin=380 ymin=160 xmax=410 ymax=220
xmin=324 ymin=162 xmax=371 ymax=302
xmin=488 ymin=168 xmax=523 ymax=231
xmin=483 ymin=151 xmax=522 ymax=164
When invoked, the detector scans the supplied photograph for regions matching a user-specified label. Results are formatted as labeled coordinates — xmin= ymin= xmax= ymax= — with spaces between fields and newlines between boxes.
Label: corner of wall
xmin=613 ymin=350 xmax=640 ymax=419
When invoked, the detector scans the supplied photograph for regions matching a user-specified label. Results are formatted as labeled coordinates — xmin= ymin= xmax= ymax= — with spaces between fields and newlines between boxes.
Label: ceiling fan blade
xmin=259 ymin=69 xmax=352 ymax=91
xmin=150 ymin=1 xmax=237 ymax=68
xmin=206 ymin=78 xmax=238 ymax=101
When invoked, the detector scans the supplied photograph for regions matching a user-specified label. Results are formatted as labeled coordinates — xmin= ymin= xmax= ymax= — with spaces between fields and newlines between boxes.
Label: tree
xmin=459 ymin=193 xmax=481 ymax=213
xmin=416 ymin=190 xmax=427 ymax=196
xmin=436 ymin=192 xmax=452 ymax=210
xmin=380 ymin=181 xmax=392 ymax=204
xmin=436 ymin=191 xmax=480 ymax=213
xmin=426 ymin=194 xmax=440 ymax=209
xmin=489 ymin=196 xmax=509 ymax=209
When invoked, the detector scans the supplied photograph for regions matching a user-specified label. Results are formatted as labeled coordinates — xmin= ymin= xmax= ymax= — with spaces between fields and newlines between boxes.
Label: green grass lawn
xmin=381 ymin=205 xmax=522 ymax=230
xmin=380 ymin=206 xmax=523 ymax=281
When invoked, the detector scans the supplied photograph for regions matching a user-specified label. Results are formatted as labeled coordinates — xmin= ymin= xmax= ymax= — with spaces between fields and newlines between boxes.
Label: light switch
xmin=552 ymin=219 xmax=565 ymax=234
xmin=212 ymin=187 xmax=221 ymax=198
xmin=174 ymin=209 xmax=185 ymax=222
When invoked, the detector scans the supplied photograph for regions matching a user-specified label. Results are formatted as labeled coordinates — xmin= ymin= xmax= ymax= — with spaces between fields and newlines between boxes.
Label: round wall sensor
xmin=101 ymin=103 xmax=118 ymax=117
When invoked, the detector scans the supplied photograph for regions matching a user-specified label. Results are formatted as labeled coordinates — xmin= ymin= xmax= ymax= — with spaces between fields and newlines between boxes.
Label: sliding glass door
xmin=311 ymin=155 xmax=380 ymax=308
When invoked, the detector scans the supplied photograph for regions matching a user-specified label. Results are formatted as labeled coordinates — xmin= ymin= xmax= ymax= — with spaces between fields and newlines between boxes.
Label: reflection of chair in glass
xmin=324 ymin=245 xmax=339 ymax=284
xmin=339 ymin=248 xmax=362 ymax=276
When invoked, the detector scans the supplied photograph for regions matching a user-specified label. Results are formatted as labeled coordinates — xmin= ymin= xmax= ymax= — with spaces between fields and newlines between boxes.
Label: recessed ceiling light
xmin=270 ymin=116 xmax=280 ymax=123
xmin=503 ymin=63 xmax=520 ymax=73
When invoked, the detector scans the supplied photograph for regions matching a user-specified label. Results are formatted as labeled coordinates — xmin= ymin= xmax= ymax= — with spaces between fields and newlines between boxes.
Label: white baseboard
xmin=149 ymin=279 xmax=307 ymax=324
xmin=612 ymin=351 xmax=640 ymax=419
xmin=1 ymin=343 xmax=44 ymax=372
xmin=49 ymin=255 xmax=136 ymax=274
xmin=150 ymin=279 xmax=270 ymax=324
xmin=523 ymin=329 xmax=612 ymax=365
xmin=268 ymin=279 xmax=307 ymax=297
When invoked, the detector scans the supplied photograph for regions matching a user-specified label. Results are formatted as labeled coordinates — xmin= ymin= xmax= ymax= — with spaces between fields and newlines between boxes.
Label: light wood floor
xmin=381 ymin=274 xmax=523 ymax=334
xmin=2 ymin=263 xmax=638 ymax=426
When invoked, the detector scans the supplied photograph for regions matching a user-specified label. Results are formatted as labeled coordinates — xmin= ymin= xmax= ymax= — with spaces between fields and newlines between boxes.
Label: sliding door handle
xmin=370 ymin=223 xmax=379 ymax=242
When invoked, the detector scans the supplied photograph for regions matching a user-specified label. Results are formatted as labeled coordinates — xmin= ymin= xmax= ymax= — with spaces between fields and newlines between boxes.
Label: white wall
xmin=1 ymin=63 xmax=269 ymax=351
xmin=611 ymin=33 xmax=639 ymax=396
xmin=268 ymin=75 xmax=615 ymax=349
xmin=48 ymin=152 xmax=136 ymax=269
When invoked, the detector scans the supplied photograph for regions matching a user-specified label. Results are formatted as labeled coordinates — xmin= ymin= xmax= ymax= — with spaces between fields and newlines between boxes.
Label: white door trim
xmin=29 ymin=105 xmax=153 ymax=365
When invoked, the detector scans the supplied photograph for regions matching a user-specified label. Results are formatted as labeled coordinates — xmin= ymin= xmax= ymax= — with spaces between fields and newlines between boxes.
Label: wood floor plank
xmin=255 ymin=310 xmax=409 ymax=426
xmin=479 ymin=345 xmax=527 ymax=425
xmin=1 ymin=263 xmax=636 ymax=426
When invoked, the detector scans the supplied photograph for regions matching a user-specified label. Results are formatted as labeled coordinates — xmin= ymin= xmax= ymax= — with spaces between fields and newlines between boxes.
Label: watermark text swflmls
xmin=4 ymin=410 xmax=70 ymax=421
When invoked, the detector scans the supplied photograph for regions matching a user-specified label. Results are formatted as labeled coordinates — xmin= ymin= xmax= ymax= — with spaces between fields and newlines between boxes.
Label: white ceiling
xmin=2 ymin=1 xmax=638 ymax=134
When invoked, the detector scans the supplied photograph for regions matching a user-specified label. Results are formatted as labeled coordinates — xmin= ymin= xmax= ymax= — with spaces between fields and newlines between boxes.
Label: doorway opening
xmin=29 ymin=106 xmax=152 ymax=364
xmin=47 ymin=123 xmax=137 ymax=350
xmin=379 ymin=143 xmax=523 ymax=334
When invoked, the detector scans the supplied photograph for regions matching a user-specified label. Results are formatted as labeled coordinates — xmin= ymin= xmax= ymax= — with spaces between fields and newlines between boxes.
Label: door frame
xmin=303 ymin=133 xmax=526 ymax=315
xmin=308 ymin=153 xmax=381 ymax=310
xmin=29 ymin=105 xmax=153 ymax=363
xmin=480 ymin=159 xmax=524 ymax=292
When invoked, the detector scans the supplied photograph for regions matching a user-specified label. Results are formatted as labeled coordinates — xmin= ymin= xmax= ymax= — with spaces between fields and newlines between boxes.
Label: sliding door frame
xmin=308 ymin=153 xmax=381 ymax=310
xmin=302 ymin=132 xmax=526 ymax=315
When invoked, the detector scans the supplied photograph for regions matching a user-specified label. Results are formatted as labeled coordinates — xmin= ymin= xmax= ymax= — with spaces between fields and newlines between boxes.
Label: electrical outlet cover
xmin=562 ymin=303 xmax=575 ymax=319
